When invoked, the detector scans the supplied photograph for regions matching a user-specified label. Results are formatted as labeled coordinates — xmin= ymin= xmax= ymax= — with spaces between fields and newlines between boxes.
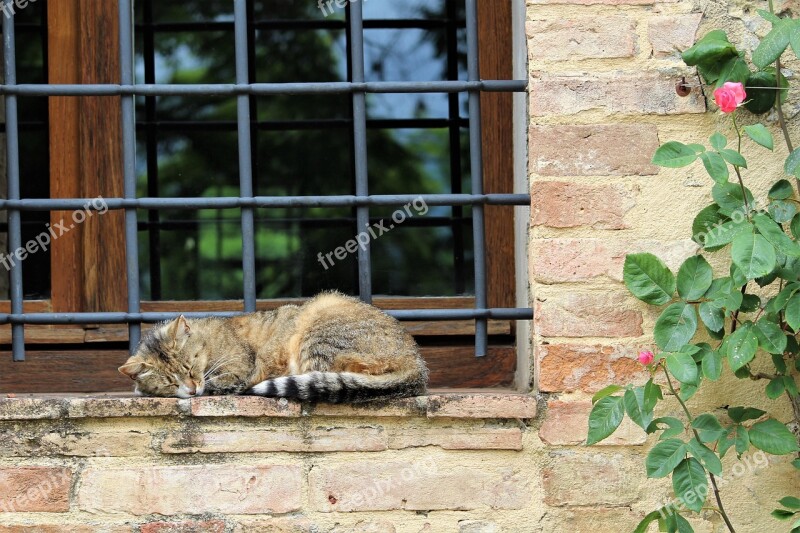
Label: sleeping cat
xmin=118 ymin=292 xmax=428 ymax=403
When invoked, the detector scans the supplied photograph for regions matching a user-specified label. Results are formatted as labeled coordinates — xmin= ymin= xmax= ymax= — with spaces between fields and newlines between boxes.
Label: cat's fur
xmin=118 ymin=292 xmax=428 ymax=403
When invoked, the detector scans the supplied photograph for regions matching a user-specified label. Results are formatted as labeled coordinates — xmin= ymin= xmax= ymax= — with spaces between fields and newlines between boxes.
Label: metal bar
xmin=143 ymin=0 xmax=161 ymax=300
xmin=348 ymin=1 xmax=371 ymax=303
xmin=133 ymin=18 xmax=463 ymax=32
xmin=119 ymin=0 xmax=141 ymax=351
xmin=133 ymin=118 xmax=471 ymax=132
xmin=466 ymin=0 xmax=487 ymax=357
xmin=0 ymin=308 xmax=533 ymax=325
xmin=0 ymin=80 xmax=527 ymax=96
xmin=0 ymin=194 xmax=531 ymax=210
xmin=3 ymin=11 xmax=25 ymax=361
xmin=234 ymin=0 xmax=256 ymax=312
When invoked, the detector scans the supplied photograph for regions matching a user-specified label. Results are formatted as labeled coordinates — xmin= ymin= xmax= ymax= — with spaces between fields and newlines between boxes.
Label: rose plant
xmin=587 ymin=8 xmax=800 ymax=533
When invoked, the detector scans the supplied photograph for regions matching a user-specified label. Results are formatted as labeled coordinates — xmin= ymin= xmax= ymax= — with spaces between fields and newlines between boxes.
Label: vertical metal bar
xmin=234 ymin=0 xmax=256 ymax=312
xmin=3 ymin=12 xmax=24 ymax=361
xmin=143 ymin=0 xmax=162 ymax=300
xmin=348 ymin=1 xmax=372 ymax=303
xmin=465 ymin=0 xmax=487 ymax=357
xmin=119 ymin=0 xmax=141 ymax=350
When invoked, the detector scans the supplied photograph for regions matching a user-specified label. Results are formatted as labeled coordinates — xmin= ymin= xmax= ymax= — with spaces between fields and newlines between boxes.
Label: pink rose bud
xmin=713 ymin=82 xmax=746 ymax=113
xmin=638 ymin=350 xmax=655 ymax=365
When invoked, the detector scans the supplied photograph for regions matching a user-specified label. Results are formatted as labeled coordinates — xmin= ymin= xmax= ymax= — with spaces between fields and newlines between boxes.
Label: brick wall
xmin=529 ymin=0 xmax=799 ymax=530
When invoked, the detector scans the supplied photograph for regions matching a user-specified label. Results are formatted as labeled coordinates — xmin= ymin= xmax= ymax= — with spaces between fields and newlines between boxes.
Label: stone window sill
xmin=0 ymin=389 xmax=537 ymax=421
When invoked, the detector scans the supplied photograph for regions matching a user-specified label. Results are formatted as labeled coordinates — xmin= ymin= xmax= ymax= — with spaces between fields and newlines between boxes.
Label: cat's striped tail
xmin=246 ymin=370 xmax=426 ymax=403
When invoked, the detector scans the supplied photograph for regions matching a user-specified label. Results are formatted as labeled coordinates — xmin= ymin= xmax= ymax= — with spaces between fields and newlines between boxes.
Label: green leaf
xmin=692 ymin=204 xmax=729 ymax=247
xmin=653 ymin=142 xmax=699 ymax=168
xmin=591 ymin=384 xmax=623 ymax=404
xmin=768 ymin=200 xmax=797 ymax=223
xmin=754 ymin=317 xmax=788 ymax=354
xmin=698 ymin=151 xmax=729 ymax=183
xmin=586 ymin=396 xmax=625 ymax=445
xmin=701 ymin=348 xmax=723 ymax=381
xmin=647 ymin=417 xmax=685 ymax=440
xmin=632 ymin=511 xmax=663 ymax=533
xmin=666 ymin=351 xmax=699 ymax=385
xmin=712 ymin=182 xmax=754 ymax=216
xmin=679 ymin=382 xmax=699 ymax=402
xmin=682 ymin=30 xmax=737 ymax=68
xmin=727 ymin=322 xmax=758 ymax=371
xmin=780 ymin=496 xmax=800 ymax=509
xmin=692 ymin=413 xmax=727 ymax=442
xmin=749 ymin=418 xmax=800 ymax=454
xmin=734 ymin=425 xmax=750 ymax=455
xmin=703 ymin=219 xmax=751 ymax=249
xmin=792 ymin=22 xmax=800 ymax=56
xmin=769 ymin=179 xmax=793 ymax=199
xmin=772 ymin=508 xmax=797 ymax=519
xmin=740 ymin=293 xmax=761 ymax=312
xmin=785 ymin=375 xmax=798 ymax=397
xmin=688 ymin=437 xmax=723 ymax=475
xmin=731 ymin=231 xmax=776 ymax=280
xmin=717 ymin=55 xmax=751 ymax=87
xmin=786 ymin=148 xmax=800 ymax=177
xmin=677 ymin=256 xmax=713 ymax=300
xmin=710 ymin=132 xmax=727 ymax=150
xmin=745 ymin=71 xmax=779 ymax=114
xmin=753 ymin=18 xmax=796 ymax=69
xmin=699 ymin=302 xmax=725 ymax=333
xmin=719 ymin=148 xmax=747 ymax=168
xmin=728 ymin=406 xmax=766 ymax=423
xmin=624 ymin=387 xmax=653 ymax=431
xmin=759 ymin=9 xmax=783 ymax=24
xmin=773 ymin=353 xmax=788 ymax=374
xmin=646 ymin=438 xmax=688 ymax=478
xmin=753 ymin=212 xmax=800 ymax=258
xmin=623 ymin=253 xmax=676 ymax=306
xmin=718 ymin=428 xmax=736 ymax=459
xmin=744 ymin=123 xmax=775 ymax=150
xmin=792 ymin=213 xmax=800 ymax=239
xmin=674 ymin=514 xmax=695 ymax=533
xmin=644 ymin=378 xmax=663 ymax=411
xmin=655 ymin=303 xmax=698 ymax=352
xmin=786 ymin=293 xmax=800 ymax=331
xmin=672 ymin=457 xmax=708 ymax=513
xmin=767 ymin=377 xmax=787 ymax=399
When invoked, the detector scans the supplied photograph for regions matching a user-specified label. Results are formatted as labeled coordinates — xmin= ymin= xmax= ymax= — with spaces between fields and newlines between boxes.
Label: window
xmin=0 ymin=0 xmax=530 ymax=393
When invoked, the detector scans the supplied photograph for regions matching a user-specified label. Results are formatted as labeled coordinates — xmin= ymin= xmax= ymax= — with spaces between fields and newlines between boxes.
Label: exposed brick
xmin=531 ymin=181 xmax=634 ymax=229
xmin=538 ymin=507 xmax=641 ymax=532
xmin=306 ymin=396 xmax=426 ymax=417
xmin=0 ymin=467 xmax=72 ymax=512
xmin=539 ymin=400 xmax=646 ymax=445
xmin=388 ymin=427 xmax=522 ymax=450
xmin=0 ymin=526 xmax=130 ymax=533
xmin=542 ymin=451 xmax=645 ymax=505
xmin=528 ymin=0 xmax=658 ymax=4
xmin=426 ymin=393 xmax=536 ymax=419
xmin=0 ymin=399 xmax=63 ymax=420
xmin=530 ymin=124 xmax=659 ymax=176
xmin=649 ymin=14 xmax=703 ymax=57
xmin=337 ymin=521 xmax=397 ymax=533
xmin=531 ymin=239 xmax=621 ymax=283
xmin=233 ymin=518 xmax=316 ymax=533
xmin=0 ymin=430 xmax=150 ymax=457
xmin=140 ymin=521 xmax=226 ymax=533
xmin=162 ymin=427 xmax=387 ymax=453
xmin=76 ymin=464 xmax=301 ymax=515
xmin=530 ymin=72 xmax=705 ymax=116
xmin=535 ymin=293 xmax=643 ymax=338
xmin=526 ymin=18 xmax=636 ymax=60
xmin=538 ymin=344 xmax=649 ymax=393
xmin=190 ymin=396 xmax=300 ymax=417
xmin=310 ymin=460 xmax=530 ymax=511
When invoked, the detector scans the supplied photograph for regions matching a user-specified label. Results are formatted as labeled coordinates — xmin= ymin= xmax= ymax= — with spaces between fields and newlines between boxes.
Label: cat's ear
xmin=167 ymin=315 xmax=191 ymax=348
xmin=118 ymin=357 xmax=147 ymax=380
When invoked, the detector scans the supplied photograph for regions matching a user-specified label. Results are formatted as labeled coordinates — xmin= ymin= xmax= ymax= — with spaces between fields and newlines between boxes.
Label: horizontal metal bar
xmin=0 ymin=193 xmax=531 ymax=211
xmin=0 ymin=80 xmax=526 ymax=96
xmin=0 ymin=308 xmax=533 ymax=325
xmin=133 ymin=117 xmax=471 ymax=132
xmin=134 ymin=18 xmax=464 ymax=32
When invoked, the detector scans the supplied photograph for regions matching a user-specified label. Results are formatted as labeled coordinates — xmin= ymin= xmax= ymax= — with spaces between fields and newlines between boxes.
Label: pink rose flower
xmin=638 ymin=350 xmax=655 ymax=366
xmin=713 ymin=82 xmax=746 ymax=113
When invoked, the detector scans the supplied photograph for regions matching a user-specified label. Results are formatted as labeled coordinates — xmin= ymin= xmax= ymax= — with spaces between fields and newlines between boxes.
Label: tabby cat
xmin=118 ymin=292 xmax=428 ymax=403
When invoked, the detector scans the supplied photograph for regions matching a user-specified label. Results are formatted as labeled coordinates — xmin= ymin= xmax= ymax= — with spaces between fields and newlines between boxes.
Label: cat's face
xmin=118 ymin=316 xmax=206 ymax=398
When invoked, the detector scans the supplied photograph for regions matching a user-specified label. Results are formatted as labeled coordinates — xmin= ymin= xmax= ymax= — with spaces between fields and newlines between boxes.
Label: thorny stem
xmin=729 ymin=285 xmax=748 ymax=333
xmin=662 ymin=367 xmax=737 ymax=533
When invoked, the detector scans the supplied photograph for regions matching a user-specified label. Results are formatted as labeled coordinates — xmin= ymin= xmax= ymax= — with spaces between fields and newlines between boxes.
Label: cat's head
xmin=118 ymin=315 xmax=205 ymax=398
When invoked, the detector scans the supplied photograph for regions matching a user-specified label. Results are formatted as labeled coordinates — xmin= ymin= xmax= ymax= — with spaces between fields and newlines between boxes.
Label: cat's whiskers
xmin=206 ymin=372 xmax=233 ymax=383
xmin=203 ymin=357 xmax=232 ymax=380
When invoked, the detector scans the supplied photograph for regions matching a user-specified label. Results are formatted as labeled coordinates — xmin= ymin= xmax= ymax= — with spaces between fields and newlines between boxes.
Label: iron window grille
xmin=0 ymin=0 xmax=531 ymax=363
